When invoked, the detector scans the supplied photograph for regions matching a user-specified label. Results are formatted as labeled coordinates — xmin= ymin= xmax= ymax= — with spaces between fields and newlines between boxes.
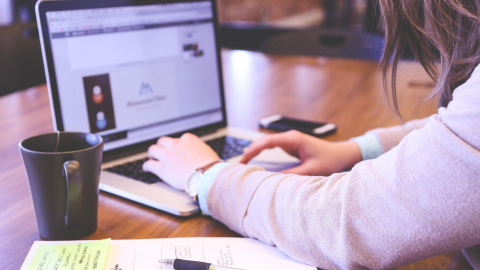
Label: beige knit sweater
xmin=206 ymin=66 xmax=480 ymax=269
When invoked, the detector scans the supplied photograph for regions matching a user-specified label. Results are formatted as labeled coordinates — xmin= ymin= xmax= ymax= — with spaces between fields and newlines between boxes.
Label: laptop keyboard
xmin=106 ymin=157 xmax=158 ymax=184
xmin=205 ymin=136 xmax=252 ymax=160
xmin=105 ymin=136 xmax=252 ymax=184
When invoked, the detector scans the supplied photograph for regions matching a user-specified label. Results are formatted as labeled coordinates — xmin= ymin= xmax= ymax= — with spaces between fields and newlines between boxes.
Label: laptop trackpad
xmin=249 ymin=147 xmax=300 ymax=172
xmin=249 ymin=161 xmax=299 ymax=172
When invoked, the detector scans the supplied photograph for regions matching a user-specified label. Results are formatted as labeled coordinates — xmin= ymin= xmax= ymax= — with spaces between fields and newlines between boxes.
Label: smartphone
xmin=259 ymin=115 xmax=337 ymax=137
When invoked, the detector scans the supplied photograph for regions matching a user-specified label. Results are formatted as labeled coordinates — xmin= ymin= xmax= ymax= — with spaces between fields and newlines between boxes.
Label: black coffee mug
xmin=19 ymin=132 xmax=103 ymax=240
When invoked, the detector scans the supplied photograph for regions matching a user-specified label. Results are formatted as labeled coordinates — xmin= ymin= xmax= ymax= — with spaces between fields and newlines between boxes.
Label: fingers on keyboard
xmin=105 ymin=136 xmax=251 ymax=184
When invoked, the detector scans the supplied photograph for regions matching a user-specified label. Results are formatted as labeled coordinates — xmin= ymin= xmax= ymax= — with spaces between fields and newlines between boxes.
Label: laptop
xmin=36 ymin=0 xmax=299 ymax=216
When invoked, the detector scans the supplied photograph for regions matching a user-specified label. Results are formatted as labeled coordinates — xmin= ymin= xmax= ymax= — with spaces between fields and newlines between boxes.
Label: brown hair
xmin=378 ymin=0 xmax=480 ymax=117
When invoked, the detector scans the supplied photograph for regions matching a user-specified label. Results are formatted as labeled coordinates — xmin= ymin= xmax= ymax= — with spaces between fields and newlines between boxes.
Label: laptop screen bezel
xmin=36 ymin=0 xmax=228 ymax=157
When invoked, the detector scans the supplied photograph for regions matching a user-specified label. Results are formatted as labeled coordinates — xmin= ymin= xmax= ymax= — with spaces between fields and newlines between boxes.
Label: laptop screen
xmin=44 ymin=1 xmax=224 ymax=151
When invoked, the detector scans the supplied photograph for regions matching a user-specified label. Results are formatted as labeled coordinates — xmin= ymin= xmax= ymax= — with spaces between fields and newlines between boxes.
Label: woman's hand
xmin=240 ymin=130 xmax=363 ymax=176
xmin=143 ymin=133 xmax=220 ymax=191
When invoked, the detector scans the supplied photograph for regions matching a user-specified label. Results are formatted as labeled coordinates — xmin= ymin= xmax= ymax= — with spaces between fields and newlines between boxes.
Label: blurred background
xmin=218 ymin=0 xmax=366 ymax=28
xmin=0 ymin=0 xmax=383 ymax=96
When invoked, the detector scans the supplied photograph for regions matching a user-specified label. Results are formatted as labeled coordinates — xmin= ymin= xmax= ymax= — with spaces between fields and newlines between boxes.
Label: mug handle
xmin=63 ymin=160 xmax=83 ymax=227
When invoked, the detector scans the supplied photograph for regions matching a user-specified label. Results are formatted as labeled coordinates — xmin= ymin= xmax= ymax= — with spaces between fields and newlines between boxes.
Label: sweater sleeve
xmin=206 ymin=70 xmax=480 ymax=269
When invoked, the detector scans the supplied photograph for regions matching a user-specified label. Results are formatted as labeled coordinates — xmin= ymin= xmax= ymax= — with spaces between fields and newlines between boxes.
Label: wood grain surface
xmin=0 ymin=50 xmax=471 ymax=269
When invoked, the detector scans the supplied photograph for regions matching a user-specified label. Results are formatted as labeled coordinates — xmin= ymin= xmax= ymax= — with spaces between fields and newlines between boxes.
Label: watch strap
xmin=198 ymin=160 xmax=224 ymax=174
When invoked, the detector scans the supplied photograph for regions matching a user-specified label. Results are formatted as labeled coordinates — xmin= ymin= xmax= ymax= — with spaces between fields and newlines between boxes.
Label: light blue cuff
xmin=351 ymin=133 xmax=384 ymax=160
xmin=198 ymin=162 xmax=230 ymax=216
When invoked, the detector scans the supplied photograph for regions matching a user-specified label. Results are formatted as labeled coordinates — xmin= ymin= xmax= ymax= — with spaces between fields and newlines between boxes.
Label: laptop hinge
xmin=102 ymin=140 xmax=153 ymax=163
xmin=191 ymin=126 xmax=220 ymax=137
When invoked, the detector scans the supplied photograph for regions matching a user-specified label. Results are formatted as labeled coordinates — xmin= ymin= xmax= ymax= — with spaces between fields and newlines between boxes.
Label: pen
xmin=159 ymin=259 xmax=245 ymax=270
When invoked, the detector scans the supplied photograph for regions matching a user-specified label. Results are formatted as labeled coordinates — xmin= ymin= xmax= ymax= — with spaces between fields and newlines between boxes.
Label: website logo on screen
xmin=139 ymin=82 xmax=153 ymax=95
xmin=126 ymin=82 xmax=165 ymax=108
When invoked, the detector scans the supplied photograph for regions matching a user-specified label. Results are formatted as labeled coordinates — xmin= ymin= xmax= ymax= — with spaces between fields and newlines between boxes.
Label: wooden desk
xmin=0 ymin=50 xmax=469 ymax=269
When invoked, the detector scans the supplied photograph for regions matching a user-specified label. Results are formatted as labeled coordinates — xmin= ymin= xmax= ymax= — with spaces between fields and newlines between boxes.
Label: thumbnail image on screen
xmin=83 ymin=74 xmax=117 ymax=133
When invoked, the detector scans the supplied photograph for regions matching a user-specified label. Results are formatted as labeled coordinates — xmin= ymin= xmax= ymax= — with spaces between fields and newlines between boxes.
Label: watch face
xmin=187 ymin=172 xmax=202 ymax=197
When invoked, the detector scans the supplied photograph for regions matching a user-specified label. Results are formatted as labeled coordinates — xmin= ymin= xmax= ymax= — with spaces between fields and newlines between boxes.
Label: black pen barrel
xmin=173 ymin=259 xmax=211 ymax=270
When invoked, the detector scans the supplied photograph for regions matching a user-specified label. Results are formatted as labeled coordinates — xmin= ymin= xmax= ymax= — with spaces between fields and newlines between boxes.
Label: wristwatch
xmin=185 ymin=160 xmax=224 ymax=201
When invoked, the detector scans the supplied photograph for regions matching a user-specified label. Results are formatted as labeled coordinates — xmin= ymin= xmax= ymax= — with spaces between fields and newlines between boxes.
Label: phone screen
xmin=271 ymin=118 xmax=326 ymax=129
xmin=261 ymin=116 xmax=336 ymax=137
